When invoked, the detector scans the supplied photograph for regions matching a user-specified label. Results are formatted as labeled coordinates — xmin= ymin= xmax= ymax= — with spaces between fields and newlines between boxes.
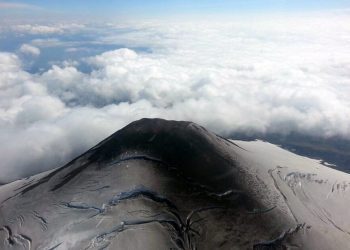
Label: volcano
xmin=0 ymin=118 xmax=350 ymax=249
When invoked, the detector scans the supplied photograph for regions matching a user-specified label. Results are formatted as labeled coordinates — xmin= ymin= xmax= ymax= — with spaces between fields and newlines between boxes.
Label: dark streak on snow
xmin=61 ymin=202 xmax=105 ymax=216
xmin=215 ymin=134 xmax=249 ymax=152
xmin=0 ymin=225 xmax=32 ymax=248
xmin=48 ymin=242 xmax=63 ymax=250
xmin=77 ymin=186 xmax=228 ymax=250
xmin=91 ymin=218 xmax=186 ymax=250
xmin=246 ymin=206 xmax=276 ymax=215
xmin=0 ymin=226 xmax=15 ymax=245
xmin=51 ymin=162 xmax=91 ymax=191
xmin=268 ymin=167 xmax=299 ymax=223
xmin=32 ymin=211 xmax=48 ymax=231
xmin=108 ymin=155 xmax=167 ymax=168
xmin=110 ymin=186 xmax=178 ymax=210
xmin=253 ymin=224 xmax=305 ymax=249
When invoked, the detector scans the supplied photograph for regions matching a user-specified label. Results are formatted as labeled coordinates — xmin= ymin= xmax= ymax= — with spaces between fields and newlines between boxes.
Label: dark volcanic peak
xmin=88 ymin=118 xmax=242 ymax=191
xmin=0 ymin=118 xmax=350 ymax=249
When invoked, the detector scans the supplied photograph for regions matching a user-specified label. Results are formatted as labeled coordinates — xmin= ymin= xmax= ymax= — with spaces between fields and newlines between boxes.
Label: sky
xmin=1 ymin=1 xmax=350 ymax=183
xmin=1 ymin=0 xmax=350 ymax=18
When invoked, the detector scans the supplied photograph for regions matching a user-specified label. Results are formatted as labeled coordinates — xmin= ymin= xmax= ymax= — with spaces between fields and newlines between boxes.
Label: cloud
xmin=0 ymin=2 xmax=40 ymax=10
xmin=1 ymin=13 xmax=350 ymax=183
xmin=65 ymin=47 xmax=89 ymax=53
xmin=19 ymin=44 xmax=40 ymax=56
xmin=13 ymin=24 xmax=63 ymax=34
xmin=11 ymin=23 xmax=85 ymax=35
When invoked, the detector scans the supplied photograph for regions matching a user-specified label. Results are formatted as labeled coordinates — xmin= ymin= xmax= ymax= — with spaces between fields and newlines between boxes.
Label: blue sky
xmin=1 ymin=0 xmax=350 ymax=18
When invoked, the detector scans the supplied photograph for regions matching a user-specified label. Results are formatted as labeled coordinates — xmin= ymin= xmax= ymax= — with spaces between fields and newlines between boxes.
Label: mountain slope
xmin=0 ymin=118 xmax=349 ymax=249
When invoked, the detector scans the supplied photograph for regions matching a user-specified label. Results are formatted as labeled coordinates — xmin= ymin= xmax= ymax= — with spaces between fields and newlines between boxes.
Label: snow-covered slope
xmin=0 ymin=119 xmax=349 ymax=249
xmin=234 ymin=140 xmax=350 ymax=249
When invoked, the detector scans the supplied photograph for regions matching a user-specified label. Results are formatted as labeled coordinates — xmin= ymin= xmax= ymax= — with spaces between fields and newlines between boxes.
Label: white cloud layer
xmin=10 ymin=23 xmax=86 ymax=35
xmin=19 ymin=44 xmax=40 ymax=56
xmin=1 ymin=13 xmax=350 ymax=182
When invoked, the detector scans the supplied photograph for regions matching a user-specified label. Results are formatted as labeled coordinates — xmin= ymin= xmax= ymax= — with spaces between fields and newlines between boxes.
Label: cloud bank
xmin=19 ymin=44 xmax=41 ymax=56
xmin=0 ymin=13 xmax=350 ymax=182
xmin=10 ymin=23 xmax=86 ymax=35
